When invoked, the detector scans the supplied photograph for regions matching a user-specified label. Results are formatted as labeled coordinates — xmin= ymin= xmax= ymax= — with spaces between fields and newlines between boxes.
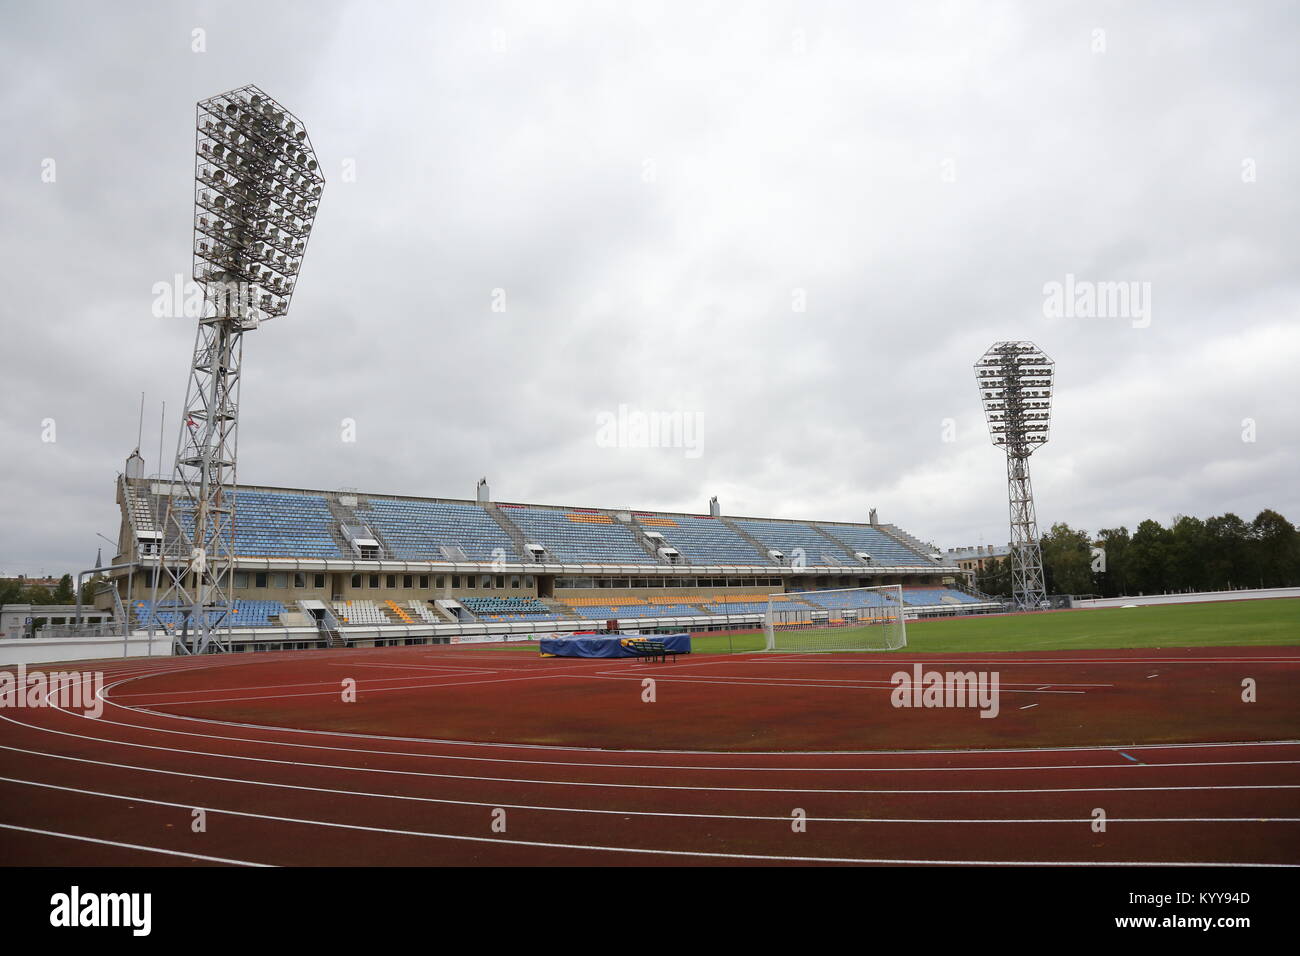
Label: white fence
xmin=1072 ymin=586 xmax=1300 ymax=609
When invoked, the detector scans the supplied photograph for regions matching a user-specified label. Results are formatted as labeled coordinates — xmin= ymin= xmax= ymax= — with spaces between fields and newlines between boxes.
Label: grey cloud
xmin=2 ymin=0 xmax=1297 ymax=574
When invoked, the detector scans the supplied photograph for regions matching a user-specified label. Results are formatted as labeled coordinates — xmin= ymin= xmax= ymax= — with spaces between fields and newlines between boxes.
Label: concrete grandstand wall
xmin=0 ymin=634 xmax=173 ymax=667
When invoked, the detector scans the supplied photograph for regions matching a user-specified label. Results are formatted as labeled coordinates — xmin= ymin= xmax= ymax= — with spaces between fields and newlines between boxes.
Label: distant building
xmin=945 ymin=544 xmax=1011 ymax=574
xmin=0 ymin=575 xmax=61 ymax=591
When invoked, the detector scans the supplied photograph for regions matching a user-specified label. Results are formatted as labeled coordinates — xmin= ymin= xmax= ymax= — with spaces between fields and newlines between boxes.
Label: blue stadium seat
xmin=355 ymin=499 xmax=519 ymax=562
xmin=502 ymin=507 xmax=656 ymax=564
xmin=731 ymin=519 xmax=855 ymax=567
xmin=637 ymin=514 xmax=768 ymax=565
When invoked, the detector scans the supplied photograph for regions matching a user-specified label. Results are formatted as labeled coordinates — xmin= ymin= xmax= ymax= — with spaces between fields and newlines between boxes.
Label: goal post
xmin=763 ymin=585 xmax=907 ymax=652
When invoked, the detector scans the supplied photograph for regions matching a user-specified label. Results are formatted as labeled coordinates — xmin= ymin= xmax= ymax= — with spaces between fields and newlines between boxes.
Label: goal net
xmin=763 ymin=585 xmax=907 ymax=652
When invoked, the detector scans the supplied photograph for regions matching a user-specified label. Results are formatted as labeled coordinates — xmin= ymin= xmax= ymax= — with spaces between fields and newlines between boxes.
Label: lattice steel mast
xmin=152 ymin=86 xmax=324 ymax=654
xmin=975 ymin=342 xmax=1055 ymax=611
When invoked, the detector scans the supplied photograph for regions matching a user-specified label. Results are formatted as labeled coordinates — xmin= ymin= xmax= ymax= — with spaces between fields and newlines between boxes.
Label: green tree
xmin=24 ymin=585 xmax=53 ymax=605
xmin=1250 ymin=509 xmax=1299 ymax=587
xmin=53 ymin=573 xmax=75 ymax=604
xmin=1168 ymin=515 xmax=1210 ymax=592
xmin=0 ymin=578 xmax=22 ymax=606
xmin=1127 ymin=519 xmax=1173 ymax=594
xmin=1204 ymin=513 xmax=1250 ymax=590
xmin=975 ymin=556 xmax=1011 ymax=599
xmin=1094 ymin=526 xmax=1131 ymax=597
xmin=1040 ymin=522 xmax=1093 ymax=595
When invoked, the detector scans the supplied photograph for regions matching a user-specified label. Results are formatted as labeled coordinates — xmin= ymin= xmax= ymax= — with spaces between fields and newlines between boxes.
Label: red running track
xmin=0 ymin=644 xmax=1297 ymax=866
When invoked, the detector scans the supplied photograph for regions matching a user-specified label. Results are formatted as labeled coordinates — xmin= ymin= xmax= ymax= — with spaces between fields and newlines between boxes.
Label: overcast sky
xmin=2 ymin=0 xmax=1297 ymax=575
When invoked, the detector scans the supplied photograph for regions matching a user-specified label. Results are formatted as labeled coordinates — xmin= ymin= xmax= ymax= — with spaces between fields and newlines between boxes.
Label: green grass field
xmin=711 ymin=597 xmax=1300 ymax=654
xmin=476 ymin=598 xmax=1298 ymax=655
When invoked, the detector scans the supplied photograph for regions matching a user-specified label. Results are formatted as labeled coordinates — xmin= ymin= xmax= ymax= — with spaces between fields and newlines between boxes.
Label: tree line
xmin=0 ymin=574 xmax=96 ymax=607
xmin=974 ymin=509 xmax=1300 ymax=599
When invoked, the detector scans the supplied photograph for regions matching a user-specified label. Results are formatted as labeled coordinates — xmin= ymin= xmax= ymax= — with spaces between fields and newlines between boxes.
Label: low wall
xmin=0 ymin=634 xmax=173 ymax=667
xmin=1073 ymin=587 xmax=1300 ymax=609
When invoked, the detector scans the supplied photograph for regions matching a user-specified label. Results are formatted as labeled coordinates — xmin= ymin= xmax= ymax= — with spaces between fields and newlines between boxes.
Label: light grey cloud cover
xmin=1 ymin=0 xmax=1297 ymax=574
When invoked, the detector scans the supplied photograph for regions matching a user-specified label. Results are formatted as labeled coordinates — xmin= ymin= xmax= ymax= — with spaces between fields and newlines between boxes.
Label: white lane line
xmin=0 ymin=778 xmax=1290 ymax=868
xmin=24 ymin=683 xmax=1300 ymax=776
xmin=89 ymin=679 xmax=1300 ymax=765
xmin=2 ymin=737 xmax=1296 ymax=797
xmin=581 ymin=674 xmax=1086 ymax=694
xmin=37 ymin=665 xmax=1300 ymax=766
xmin=131 ymin=670 xmax=579 ymax=708
xmin=0 ymin=822 xmax=271 ymax=866
xmin=2 ymin=772 xmax=1294 ymax=826
xmin=111 ymin=670 xmax=494 ymax=699
xmin=598 ymin=669 xmax=1113 ymax=688
xmin=322 ymin=661 xmax=498 ymax=674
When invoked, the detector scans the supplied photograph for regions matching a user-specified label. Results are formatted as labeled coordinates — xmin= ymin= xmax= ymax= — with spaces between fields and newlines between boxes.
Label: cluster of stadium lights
xmin=975 ymin=341 xmax=1055 ymax=612
xmin=975 ymin=343 xmax=1055 ymax=453
xmin=193 ymin=85 xmax=324 ymax=325
xmin=150 ymin=85 xmax=325 ymax=655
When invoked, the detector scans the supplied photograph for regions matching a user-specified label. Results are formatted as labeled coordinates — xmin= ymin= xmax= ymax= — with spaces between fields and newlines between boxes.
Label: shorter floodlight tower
xmin=974 ymin=342 xmax=1055 ymax=611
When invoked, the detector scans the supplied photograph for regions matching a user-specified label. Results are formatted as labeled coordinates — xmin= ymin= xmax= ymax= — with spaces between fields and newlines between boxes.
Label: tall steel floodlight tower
xmin=974 ymin=342 xmax=1055 ymax=612
xmin=153 ymin=85 xmax=324 ymax=654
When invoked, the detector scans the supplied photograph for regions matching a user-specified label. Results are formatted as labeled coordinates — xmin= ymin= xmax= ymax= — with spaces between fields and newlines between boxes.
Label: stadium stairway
xmin=405 ymin=600 xmax=443 ymax=625
xmin=616 ymin=512 xmax=674 ymax=563
xmin=482 ymin=502 xmax=532 ymax=563
xmin=540 ymin=598 xmax=577 ymax=618
xmin=325 ymin=495 xmax=392 ymax=558
xmin=120 ymin=477 xmax=162 ymax=540
xmin=384 ymin=600 xmax=415 ymax=624
xmin=718 ymin=519 xmax=777 ymax=564
xmin=878 ymin=524 xmax=939 ymax=564
xmin=810 ymin=524 xmax=865 ymax=564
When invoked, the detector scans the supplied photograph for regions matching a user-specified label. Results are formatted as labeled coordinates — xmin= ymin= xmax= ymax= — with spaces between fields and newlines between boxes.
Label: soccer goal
xmin=763 ymin=585 xmax=907 ymax=652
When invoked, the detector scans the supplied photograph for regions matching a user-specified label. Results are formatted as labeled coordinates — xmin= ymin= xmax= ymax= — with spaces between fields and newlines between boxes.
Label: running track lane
xmin=0 ymin=649 xmax=1297 ymax=866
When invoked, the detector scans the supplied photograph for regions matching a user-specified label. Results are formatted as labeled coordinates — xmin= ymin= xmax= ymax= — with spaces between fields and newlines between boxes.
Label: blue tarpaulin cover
xmin=539 ymin=633 xmax=692 ymax=658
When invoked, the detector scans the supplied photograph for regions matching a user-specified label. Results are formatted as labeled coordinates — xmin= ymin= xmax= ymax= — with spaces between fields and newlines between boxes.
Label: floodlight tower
xmin=974 ymin=342 xmax=1055 ymax=611
xmin=153 ymin=85 xmax=324 ymax=654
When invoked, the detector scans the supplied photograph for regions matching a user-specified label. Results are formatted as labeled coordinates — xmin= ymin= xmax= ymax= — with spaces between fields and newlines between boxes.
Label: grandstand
xmin=102 ymin=472 xmax=999 ymax=647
